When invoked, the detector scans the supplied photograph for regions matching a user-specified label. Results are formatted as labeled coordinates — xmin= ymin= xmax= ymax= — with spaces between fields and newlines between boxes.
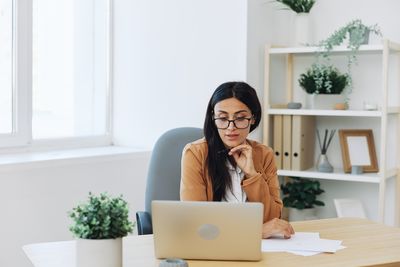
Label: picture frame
xmin=338 ymin=129 xmax=378 ymax=173
xmin=333 ymin=198 xmax=366 ymax=218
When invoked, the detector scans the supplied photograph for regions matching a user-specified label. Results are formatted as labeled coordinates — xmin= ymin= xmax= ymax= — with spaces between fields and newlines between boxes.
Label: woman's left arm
xmin=241 ymin=147 xmax=283 ymax=223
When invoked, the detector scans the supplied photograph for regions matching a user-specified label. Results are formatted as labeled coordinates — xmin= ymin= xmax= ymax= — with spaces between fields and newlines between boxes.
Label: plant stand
xmin=306 ymin=94 xmax=345 ymax=110
xmin=288 ymin=208 xmax=317 ymax=221
xmin=76 ymin=238 xmax=122 ymax=267
xmin=294 ymin=13 xmax=312 ymax=45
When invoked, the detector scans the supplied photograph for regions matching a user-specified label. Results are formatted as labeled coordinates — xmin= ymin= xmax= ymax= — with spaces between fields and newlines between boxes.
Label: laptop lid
xmin=152 ymin=200 xmax=263 ymax=261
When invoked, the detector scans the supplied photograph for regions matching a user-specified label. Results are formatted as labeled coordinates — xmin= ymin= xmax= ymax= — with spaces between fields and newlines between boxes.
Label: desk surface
xmin=24 ymin=218 xmax=400 ymax=267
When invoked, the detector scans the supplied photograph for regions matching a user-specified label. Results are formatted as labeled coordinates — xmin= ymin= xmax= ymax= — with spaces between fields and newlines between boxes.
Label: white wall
xmin=246 ymin=0 xmax=269 ymax=141
xmin=0 ymin=152 xmax=150 ymax=267
xmin=112 ymin=0 xmax=248 ymax=150
xmin=311 ymin=0 xmax=400 ymax=43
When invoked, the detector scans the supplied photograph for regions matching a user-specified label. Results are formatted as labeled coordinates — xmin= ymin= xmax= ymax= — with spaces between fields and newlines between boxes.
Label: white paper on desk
xmin=262 ymin=232 xmax=342 ymax=253
xmin=286 ymin=250 xmax=322 ymax=256
xmin=263 ymin=232 xmax=322 ymax=256
xmin=262 ymin=232 xmax=320 ymax=255
xmin=284 ymin=245 xmax=346 ymax=256
xmin=269 ymin=232 xmax=320 ymax=240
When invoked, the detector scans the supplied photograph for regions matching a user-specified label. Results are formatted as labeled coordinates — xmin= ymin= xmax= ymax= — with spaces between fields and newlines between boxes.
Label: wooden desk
xmin=24 ymin=218 xmax=400 ymax=267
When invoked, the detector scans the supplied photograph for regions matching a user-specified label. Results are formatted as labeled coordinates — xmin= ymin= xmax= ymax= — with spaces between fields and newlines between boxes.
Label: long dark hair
xmin=204 ymin=81 xmax=262 ymax=201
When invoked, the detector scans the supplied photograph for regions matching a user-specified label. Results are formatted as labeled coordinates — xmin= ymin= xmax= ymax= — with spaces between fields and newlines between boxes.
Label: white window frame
xmin=0 ymin=0 xmax=113 ymax=151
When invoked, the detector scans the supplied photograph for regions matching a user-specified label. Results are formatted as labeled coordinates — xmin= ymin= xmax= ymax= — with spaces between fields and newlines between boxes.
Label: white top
xmin=223 ymin=161 xmax=247 ymax=202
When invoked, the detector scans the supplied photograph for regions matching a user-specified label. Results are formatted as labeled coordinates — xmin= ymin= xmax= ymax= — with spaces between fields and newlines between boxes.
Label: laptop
xmin=152 ymin=200 xmax=263 ymax=261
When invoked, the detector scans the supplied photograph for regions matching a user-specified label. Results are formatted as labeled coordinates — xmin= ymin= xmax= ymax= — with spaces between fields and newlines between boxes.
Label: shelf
xmin=268 ymin=109 xmax=382 ymax=117
xmin=278 ymin=168 xmax=380 ymax=183
xmin=388 ymin=106 xmax=400 ymax=114
xmin=278 ymin=168 xmax=398 ymax=183
xmin=385 ymin=168 xmax=399 ymax=180
xmin=388 ymin=40 xmax=400 ymax=52
xmin=269 ymin=44 xmax=385 ymax=55
xmin=265 ymin=39 xmax=400 ymax=224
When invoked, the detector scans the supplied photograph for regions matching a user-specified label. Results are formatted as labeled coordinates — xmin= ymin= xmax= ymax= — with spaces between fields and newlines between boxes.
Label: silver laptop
xmin=152 ymin=200 xmax=263 ymax=261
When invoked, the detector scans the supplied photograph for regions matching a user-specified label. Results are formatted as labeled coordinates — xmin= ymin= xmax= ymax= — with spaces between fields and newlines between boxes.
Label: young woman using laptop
xmin=180 ymin=81 xmax=294 ymax=239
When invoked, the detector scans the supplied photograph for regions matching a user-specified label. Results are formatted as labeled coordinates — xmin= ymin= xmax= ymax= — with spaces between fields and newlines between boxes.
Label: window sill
xmin=0 ymin=146 xmax=151 ymax=171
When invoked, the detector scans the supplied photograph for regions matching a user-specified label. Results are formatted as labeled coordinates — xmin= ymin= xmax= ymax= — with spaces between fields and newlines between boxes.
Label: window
xmin=0 ymin=0 xmax=111 ymax=149
xmin=0 ymin=0 xmax=13 ymax=135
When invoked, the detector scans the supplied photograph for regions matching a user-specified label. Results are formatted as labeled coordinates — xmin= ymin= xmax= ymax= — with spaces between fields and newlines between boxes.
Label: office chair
xmin=136 ymin=127 xmax=203 ymax=235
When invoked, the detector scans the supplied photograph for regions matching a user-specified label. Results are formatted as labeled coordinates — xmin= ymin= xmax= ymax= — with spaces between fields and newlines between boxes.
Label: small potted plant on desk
xmin=281 ymin=177 xmax=325 ymax=221
xmin=299 ymin=63 xmax=350 ymax=109
xmin=69 ymin=192 xmax=134 ymax=267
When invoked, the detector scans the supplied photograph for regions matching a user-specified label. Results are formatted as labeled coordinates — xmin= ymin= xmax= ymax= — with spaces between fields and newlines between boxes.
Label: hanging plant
xmin=312 ymin=19 xmax=382 ymax=105
xmin=318 ymin=19 xmax=381 ymax=55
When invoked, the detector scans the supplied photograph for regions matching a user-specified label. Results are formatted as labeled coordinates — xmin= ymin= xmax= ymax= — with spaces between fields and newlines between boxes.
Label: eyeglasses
xmin=213 ymin=117 xmax=252 ymax=129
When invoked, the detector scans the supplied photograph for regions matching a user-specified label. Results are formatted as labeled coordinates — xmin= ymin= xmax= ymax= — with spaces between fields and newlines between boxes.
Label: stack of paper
xmin=262 ymin=232 xmax=345 ymax=256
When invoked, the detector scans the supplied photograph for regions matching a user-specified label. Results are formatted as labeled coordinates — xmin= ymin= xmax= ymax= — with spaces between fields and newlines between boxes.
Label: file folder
xmin=282 ymin=115 xmax=292 ymax=170
xmin=272 ymin=115 xmax=283 ymax=169
xmin=291 ymin=115 xmax=316 ymax=171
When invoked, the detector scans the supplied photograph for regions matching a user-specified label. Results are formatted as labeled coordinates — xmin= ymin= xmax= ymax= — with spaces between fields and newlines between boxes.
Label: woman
xmin=180 ymin=81 xmax=294 ymax=238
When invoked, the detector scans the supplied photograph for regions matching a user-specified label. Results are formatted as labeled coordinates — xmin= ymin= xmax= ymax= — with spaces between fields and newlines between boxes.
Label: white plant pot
xmin=76 ymin=238 xmax=122 ymax=267
xmin=294 ymin=13 xmax=312 ymax=45
xmin=306 ymin=94 xmax=345 ymax=109
xmin=288 ymin=208 xmax=317 ymax=222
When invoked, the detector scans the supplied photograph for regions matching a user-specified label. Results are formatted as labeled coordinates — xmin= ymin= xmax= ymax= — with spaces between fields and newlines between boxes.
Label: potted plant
xmin=298 ymin=63 xmax=350 ymax=109
xmin=275 ymin=0 xmax=316 ymax=13
xmin=281 ymin=177 xmax=325 ymax=221
xmin=275 ymin=0 xmax=316 ymax=45
xmin=69 ymin=192 xmax=134 ymax=267
xmin=319 ymin=19 xmax=382 ymax=53
xmin=315 ymin=19 xmax=382 ymax=106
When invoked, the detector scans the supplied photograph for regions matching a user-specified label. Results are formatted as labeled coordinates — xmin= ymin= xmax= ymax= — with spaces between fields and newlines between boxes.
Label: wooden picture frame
xmin=338 ymin=129 xmax=378 ymax=173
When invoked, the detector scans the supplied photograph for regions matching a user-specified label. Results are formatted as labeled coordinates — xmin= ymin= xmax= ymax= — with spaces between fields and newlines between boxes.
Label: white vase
xmin=294 ymin=13 xmax=312 ymax=45
xmin=76 ymin=238 xmax=122 ymax=267
xmin=306 ymin=94 xmax=345 ymax=109
xmin=288 ymin=208 xmax=317 ymax=221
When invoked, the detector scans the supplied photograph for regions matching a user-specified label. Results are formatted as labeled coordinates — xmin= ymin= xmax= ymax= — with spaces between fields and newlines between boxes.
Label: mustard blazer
xmin=180 ymin=138 xmax=283 ymax=223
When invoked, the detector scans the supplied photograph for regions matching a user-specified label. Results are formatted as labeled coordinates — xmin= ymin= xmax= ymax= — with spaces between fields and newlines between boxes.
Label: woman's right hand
xmin=262 ymin=218 xmax=295 ymax=239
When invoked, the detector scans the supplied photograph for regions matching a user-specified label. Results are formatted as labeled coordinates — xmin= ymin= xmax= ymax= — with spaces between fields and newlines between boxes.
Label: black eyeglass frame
xmin=213 ymin=117 xmax=253 ymax=129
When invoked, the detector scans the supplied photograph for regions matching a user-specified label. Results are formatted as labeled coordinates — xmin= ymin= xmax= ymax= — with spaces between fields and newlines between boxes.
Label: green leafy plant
xmin=275 ymin=0 xmax=316 ymax=13
xmin=318 ymin=19 xmax=382 ymax=54
xmin=314 ymin=19 xmax=382 ymax=105
xmin=281 ymin=177 xmax=325 ymax=209
xmin=69 ymin=192 xmax=134 ymax=239
xmin=299 ymin=63 xmax=349 ymax=94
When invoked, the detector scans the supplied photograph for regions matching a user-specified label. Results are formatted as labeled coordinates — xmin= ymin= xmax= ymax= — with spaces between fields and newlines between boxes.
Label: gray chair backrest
xmin=144 ymin=127 xmax=203 ymax=214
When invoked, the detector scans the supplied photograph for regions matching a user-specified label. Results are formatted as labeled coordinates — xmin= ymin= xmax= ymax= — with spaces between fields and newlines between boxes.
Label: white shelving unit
xmin=263 ymin=39 xmax=400 ymax=225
